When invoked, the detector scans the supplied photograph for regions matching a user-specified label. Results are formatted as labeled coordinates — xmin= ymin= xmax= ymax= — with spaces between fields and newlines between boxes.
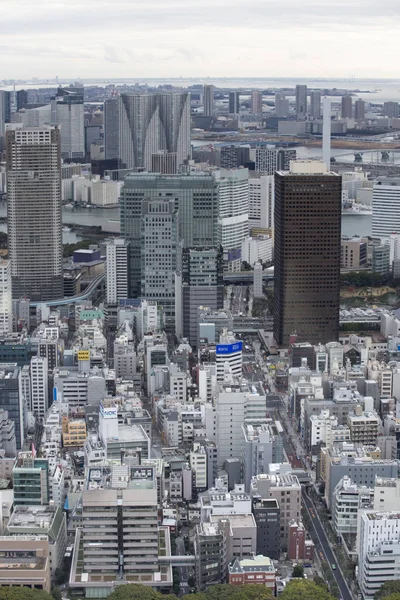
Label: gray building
xmin=252 ymin=497 xmax=280 ymax=559
xmin=220 ymin=145 xmax=250 ymax=169
xmin=242 ymin=422 xmax=284 ymax=492
xmin=310 ymin=90 xmax=321 ymax=119
xmin=203 ymin=85 xmax=214 ymax=117
xmin=0 ymin=364 xmax=23 ymax=450
xmin=6 ymin=126 xmax=63 ymax=302
xmin=141 ymin=199 xmax=179 ymax=326
xmin=104 ymin=97 xmax=119 ymax=160
xmin=118 ymin=92 xmax=191 ymax=170
xmin=229 ymin=91 xmax=240 ymax=115
xmin=295 ymin=85 xmax=307 ymax=120
xmin=121 ymin=171 xmax=219 ymax=297
xmin=355 ymin=99 xmax=365 ymax=120
xmin=255 ymin=147 xmax=296 ymax=174
xmin=372 ymin=244 xmax=390 ymax=276
xmin=341 ymin=96 xmax=353 ymax=119
xmin=177 ymin=246 xmax=224 ymax=346
xmin=51 ymin=87 xmax=84 ymax=159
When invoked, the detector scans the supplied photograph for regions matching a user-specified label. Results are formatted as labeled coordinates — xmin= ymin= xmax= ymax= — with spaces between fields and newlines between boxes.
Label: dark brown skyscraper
xmin=273 ymin=161 xmax=341 ymax=346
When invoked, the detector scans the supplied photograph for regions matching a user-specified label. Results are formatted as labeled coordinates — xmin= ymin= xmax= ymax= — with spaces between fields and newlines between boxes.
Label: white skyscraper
xmin=51 ymin=88 xmax=85 ymax=159
xmin=372 ymin=177 xmax=400 ymax=238
xmin=0 ymin=259 xmax=12 ymax=334
xmin=106 ymin=238 xmax=129 ymax=305
xmin=249 ymin=174 xmax=274 ymax=229
xmin=322 ymin=97 xmax=331 ymax=169
xmin=30 ymin=357 xmax=48 ymax=421
xmin=217 ymin=169 xmax=249 ymax=269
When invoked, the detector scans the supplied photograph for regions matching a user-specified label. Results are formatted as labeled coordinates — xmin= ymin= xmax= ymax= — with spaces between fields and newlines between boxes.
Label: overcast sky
xmin=2 ymin=0 xmax=400 ymax=79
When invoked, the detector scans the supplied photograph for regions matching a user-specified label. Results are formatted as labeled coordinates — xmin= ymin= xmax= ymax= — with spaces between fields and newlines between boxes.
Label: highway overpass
xmin=30 ymin=274 xmax=105 ymax=308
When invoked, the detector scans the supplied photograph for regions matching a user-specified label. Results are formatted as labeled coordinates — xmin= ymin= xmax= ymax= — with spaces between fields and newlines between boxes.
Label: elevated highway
xmin=30 ymin=274 xmax=105 ymax=308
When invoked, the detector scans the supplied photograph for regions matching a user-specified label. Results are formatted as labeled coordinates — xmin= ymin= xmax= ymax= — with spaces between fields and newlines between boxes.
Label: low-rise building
xmin=287 ymin=521 xmax=315 ymax=561
xmin=62 ymin=417 xmax=87 ymax=447
xmin=332 ymin=476 xmax=373 ymax=535
xmin=0 ymin=535 xmax=51 ymax=592
xmin=228 ymin=555 xmax=276 ymax=590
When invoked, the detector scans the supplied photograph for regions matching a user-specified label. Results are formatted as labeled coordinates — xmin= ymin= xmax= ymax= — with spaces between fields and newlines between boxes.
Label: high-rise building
xmin=30 ymin=357 xmax=48 ymax=421
xmin=176 ymin=246 xmax=224 ymax=346
xmin=0 ymin=91 xmax=11 ymax=142
xmin=275 ymin=93 xmax=289 ymax=118
xmin=0 ymin=259 xmax=12 ymax=335
xmin=151 ymin=151 xmax=177 ymax=174
xmin=255 ymin=147 xmax=296 ymax=174
xmin=248 ymin=174 xmax=274 ymax=230
xmin=274 ymin=160 xmax=341 ymax=345
xmin=341 ymin=95 xmax=353 ymax=119
xmin=372 ymin=177 xmax=400 ymax=238
xmin=0 ymin=363 xmax=24 ymax=450
xmin=6 ymin=126 xmax=63 ymax=302
xmin=229 ymin=91 xmax=240 ymax=115
xmin=118 ymin=92 xmax=190 ymax=170
xmin=121 ymin=171 xmax=219 ymax=297
xmin=310 ymin=90 xmax=321 ymax=119
xmin=13 ymin=455 xmax=50 ymax=505
xmin=203 ymin=85 xmax=215 ymax=116
xmin=383 ymin=101 xmax=399 ymax=118
xmin=372 ymin=244 xmax=390 ymax=276
xmin=51 ymin=87 xmax=85 ymax=159
xmin=295 ymin=85 xmax=307 ymax=120
xmin=216 ymin=169 xmax=249 ymax=269
xmin=251 ymin=91 xmax=262 ymax=115
xmin=141 ymin=199 xmax=179 ymax=326
xmin=355 ymin=99 xmax=365 ymax=119
xmin=220 ymin=145 xmax=250 ymax=169
xmin=104 ymin=97 xmax=120 ymax=160
xmin=106 ymin=238 xmax=129 ymax=304
xmin=16 ymin=89 xmax=28 ymax=112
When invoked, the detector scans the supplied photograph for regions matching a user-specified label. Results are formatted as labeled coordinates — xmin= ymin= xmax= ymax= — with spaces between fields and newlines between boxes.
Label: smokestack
xmin=322 ymin=96 xmax=331 ymax=169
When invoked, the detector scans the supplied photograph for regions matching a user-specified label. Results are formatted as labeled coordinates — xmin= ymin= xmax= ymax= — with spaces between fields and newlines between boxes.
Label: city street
xmin=176 ymin=536 xmax=190 ymax=596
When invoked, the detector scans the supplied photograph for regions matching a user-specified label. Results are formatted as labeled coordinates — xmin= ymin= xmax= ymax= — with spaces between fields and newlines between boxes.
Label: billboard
xmin=100 ymin=402 xmax=118 ymax=419
xmin=216 ymin=341 xmax=243 ymax=355
xmin=78 ymin=350 xmax=90 ymax=361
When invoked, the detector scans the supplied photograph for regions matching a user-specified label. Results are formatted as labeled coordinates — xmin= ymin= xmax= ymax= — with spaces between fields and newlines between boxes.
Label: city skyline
xmin=1 ymin=0 xmax=400 ymax=79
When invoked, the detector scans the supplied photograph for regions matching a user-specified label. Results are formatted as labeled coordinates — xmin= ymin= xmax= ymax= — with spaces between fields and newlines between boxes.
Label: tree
xmin=376 ymin=582 xmax=400 ymax=599
xmin=280 ymin=580 xmax=336 ymax=600
xmin=51 ymin=589 xmax=62 ymax=600
xmin=379 ymin=596 xmax=400 ymax=600
xmin=313 ymin=575 xmax=329 ymax=592
xmin=200 ymin=584 xmax=273 ymax=600
xmin=108 ymin=585 xmax=169 ymax=600
xmin=292 ymin=564 xmax=304 ymax=578
xmin=0 ymin=589 xmax=53 ymax=600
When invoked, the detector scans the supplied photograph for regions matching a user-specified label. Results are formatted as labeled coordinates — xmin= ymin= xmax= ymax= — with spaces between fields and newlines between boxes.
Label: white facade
xmin=358 ymin=511 xmax=400 ymax=600
xmin=383 ymin=233 xmax=400 ymax=264
xmin=91 ymin=180 xmax=123 ymax=207
xmin=253 ymin=263 xmax=263 ymax=299
xmin=53 ymin=100 xmax=85 ymax=159
xmin=309 ymin=409 xmax=338 ymax=447
xmin=30 ymin=357 xmax=48 ymax=421
xmin=241 ymin=235 xmax=272 ymax=267
xmin=372 ymin=177 xmax=400 ymax=238
xmin=248 ymin=175 xmax=274 ymax=230
xmin=332 ymin=476 xmax=373 ymax=535
xmin=216 ymin=333 xmax=243 ymax=381
xmin=373 ymin=477 xmax=400 ymax=511
xmin=190 ymin=443 xmax=208 ymax=489
xmin=106 ymin=238 xmax=129 ymax=305
xmin=217 ymin=169 xmax=249 ymax=260
xmin=0 ymin=259 xmax=12 ymax=334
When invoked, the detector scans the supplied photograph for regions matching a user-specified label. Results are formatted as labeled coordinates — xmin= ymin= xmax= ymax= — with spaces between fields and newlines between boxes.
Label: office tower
xmin=0 ymin=364 xmax=23 ymax=449
xmin=0 ymin=91 xmax=11 ymax=148
xmin=151 ymin=151 xmax=177 ymax=174
xmin=104 ymin=97 xmax=119 ymax=160
xmin=252 ymin=498 xmax=280 ymax=560
xmin=341 ymin=95 xmax=353 ymax=119
xmin=310 ymin=90 xmax=321 ymax=119
xmin=355 ymin=98 xmax=365 ymax=119
xmin=251 ymin=90 xmax=262 ymax=115
xmin=216 ymin=379 xmax=266 ymax=468
xmin=13 ymin=455 xmax=50 ymax=505
xmin=220 ymin=145 xmax=250 ymax=169
xmin=372 ymin=177 xmax=400 ymax=238
xmin=383 ymin=101 xmax=399 ymax=118
xmin=203 ymin=84 xmax=215 ymax=116
xmin=255 ymin=147 xmax=296 ymax=174
xmin=229 ymin=91 xmax=240 ymax=114
xmin=0 ymin=259 xmax=12 ymax=334
xmin=16 ymin=89 xmax=28 ymax=111
xmin=275 ymin=93 xmax=289 ymax=118
xmin=106 ymin=238 xmax=129 ymax=304
xmin=81 ymin=465 xmax=163 ymax=585
xmin=357 ymin=511 xmax=400 ymax=600
xmin=141 ymin=199 xmax=179 ymax=326
xmin=38 ymin=335 xmax=60 ymax=372
xmin=372 ymin=244 xmax=390 ymax=275
xmin=322 ymin=97 xmax=331 ymax=169
xmin=51 ymin=87 xmax=85 ymax=158
xmin=177 ymin=246 xmax=224 ymax=346
xmin=6 ymin=126 xmax=63 ymax=301
xmin=121 ymin=172 xmax=219 ymax=296
xmin=30 ymin=357 xmax=48 ymax=421
xmin=295 ymin=85 xmax=307 ymax=120
xmin=248 ymin=174 xmax=274 ymax=229
xmin=118 ymin=92 xmax=190 ymax=170
xmin=274 ymin=160 xmax=341 ymax=345
xmin=217 ymin=169 xmax=249 ymax=269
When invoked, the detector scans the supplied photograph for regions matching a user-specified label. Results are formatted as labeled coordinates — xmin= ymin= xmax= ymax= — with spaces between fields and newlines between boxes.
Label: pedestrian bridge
xmin=158 ymin=555 xmax=196 ymax=567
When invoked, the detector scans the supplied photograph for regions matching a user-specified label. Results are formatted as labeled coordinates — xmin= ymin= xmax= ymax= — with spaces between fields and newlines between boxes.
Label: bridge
xmin=158 ymin=555 xmax=196 ymax=567
xmin=224 ymin=268 xmax=274 ymax=284
xmin=30 ymin=274 xmax=105 ymax=308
